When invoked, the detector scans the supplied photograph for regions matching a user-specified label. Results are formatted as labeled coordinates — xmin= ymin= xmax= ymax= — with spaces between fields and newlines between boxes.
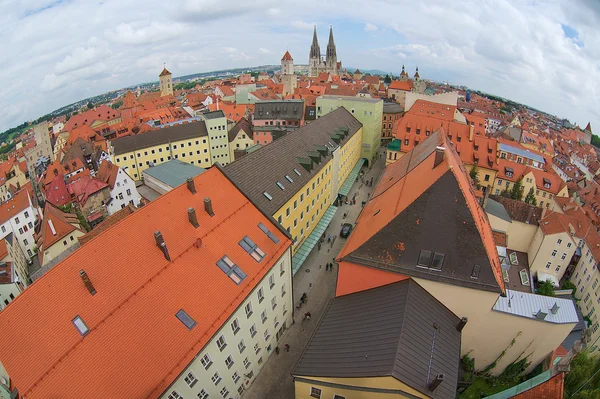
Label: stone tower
xmin=309 ymin=26 xmax=321 ymax=77
xmin=325 ymin=26 xmax=337 ymax=74
xmin=281 ymin=51 xmax=297 ymax=96
xmin=159 ymin=66 xmax=173 ymax=97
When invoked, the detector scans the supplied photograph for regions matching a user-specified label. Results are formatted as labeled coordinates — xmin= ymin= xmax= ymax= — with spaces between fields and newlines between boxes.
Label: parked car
xmin=340 ymin=223 xmax=353 ymax=238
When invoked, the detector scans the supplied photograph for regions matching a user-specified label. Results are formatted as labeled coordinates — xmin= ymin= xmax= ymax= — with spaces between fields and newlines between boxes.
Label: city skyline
xmin=1 ymin=0 xmax=598 ymax=133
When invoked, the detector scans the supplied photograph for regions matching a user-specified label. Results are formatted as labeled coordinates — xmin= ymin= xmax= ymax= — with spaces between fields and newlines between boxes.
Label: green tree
xmin=111 ymin=101 xmax=123 ymax=110
xmin=524 ymin=187 xmax=537 ymax=205
xmin=87 ymin=101 xmax=94 ymax=109
xmin=510 ymin=177 xmax=524 ymax=201
xmin=565 ymin=352 xmax=600 ymax=398
xmin=384 ymin=74 xmax=392 ymax=84
xmin=469 ymin=165 xmax=480 ymax=188
xmin=537 ymin=279 xmax=555 ymax=297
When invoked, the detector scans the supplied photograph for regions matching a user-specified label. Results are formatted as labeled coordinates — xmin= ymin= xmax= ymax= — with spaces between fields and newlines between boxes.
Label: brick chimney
xmin=204 ymin=198 xmax=214 ymax=216
xmin=429 ymin=374 xmax=445 ymax=391
xmin=456 ymin=317 xmax=468 ymax=332
xmin=188 ymin=207 xmax=199 ymax=228
xmin=154 ymin=231 xmax=171 ymax=261
xmin=79 ymin=270 xmax=96 ymax=295
xmin=186 ymin=177 xmax=196 ymax=194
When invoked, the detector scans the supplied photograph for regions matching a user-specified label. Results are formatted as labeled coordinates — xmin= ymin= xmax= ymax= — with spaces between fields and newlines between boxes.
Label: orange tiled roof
xmin=281 ymin=50 xmax=293 ymax=61
xmin=388 ymin=79 xmax=414 ymax=91
xmin=35 ymin=203 xmax=82 ymax=264
xmin=338 ymin=129 xmax=505 ymax=296
xmin=95 ymin=161 xmax=119 ymax=190
xmin=496 ymin=159 xmax=565 ymax=195
xmin=0 ymin=166 xmax=291 ymax=399
xmin=67 ymin=175 xmax=109 ymax=206
xmin=62 ymin=106 xmax=120 ymax=133
xmin=159 ymin=67 xmax=171 ymax=77
xmin=250 ymin=88 xmax=279 ymax=101
xmin=511 ymin=372 xmax=564 ymax=399
xmin=0 ymin=188 xmax=32 ymax=226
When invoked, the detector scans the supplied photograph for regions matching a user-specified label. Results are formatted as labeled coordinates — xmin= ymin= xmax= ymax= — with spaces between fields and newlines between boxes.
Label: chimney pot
xmin=154 ymin=231 xmax=171 ymax=261
xmin=188 ymin=207 xmax=199 ymax=228
xmin=79 ymin=270 xmax=96 ymax=295
xmin=429 ymin=374 xmax=445 ymax=391
xmin=456 ymin=317 xmax=468 ymax=332
xmin=186 ymin=177 xmax=197 ymax=194
xmin=204 ymin=197 xmax=215 ymax=216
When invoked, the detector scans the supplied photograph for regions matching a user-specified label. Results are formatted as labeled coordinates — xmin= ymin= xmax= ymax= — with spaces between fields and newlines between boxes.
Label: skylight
xmin=239 ymin=236 xmax=266 ymax=262
xmin=293 ymin=168 xmax=301 ymax=176
xmin=216 ymin=255 xmax=247 ymax=285
xmin=263 ymin=192 xmax=273 ymax=201
xmin=417 ymin=250 xmax=445 ymax=271
xmin=285 ymin=175 xmax=293 ymax=183
xmin=258 ymin=222 xmax=280 ymax=244
xmin=72 ymin=316 xmax=89 ymax=336
xmin=175 ymin=309 xmax=197 ymax=330
xmin=276 ymin=182 xmax=285 ymax=190
xmin=471 ymin=264 xmax=482 ymax=279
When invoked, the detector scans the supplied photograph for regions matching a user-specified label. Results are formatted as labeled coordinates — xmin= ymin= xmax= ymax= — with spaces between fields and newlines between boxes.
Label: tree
xmin=510 ymin=177 xmax=524 ymax=201
xmin=384 ymin=74 xmax=392 ymax=84
xmin=537 ymin=279 xmax=555 ymax=297
xmin=111 ymin=101 xmax=123 ymax=110
xmin=87 ymin=101 xmax=94 ymax=109
xmin=469 ymin=165 xmax=480 ymax=188
xmin=564 ymin=352 xmax=600 ymax=398
xmin=524 ymin=187 xmax=537 ymax=205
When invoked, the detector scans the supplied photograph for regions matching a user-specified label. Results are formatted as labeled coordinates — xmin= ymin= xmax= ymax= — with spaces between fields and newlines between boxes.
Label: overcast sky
xmin=1 ymin=0 xmax=599 ymax=133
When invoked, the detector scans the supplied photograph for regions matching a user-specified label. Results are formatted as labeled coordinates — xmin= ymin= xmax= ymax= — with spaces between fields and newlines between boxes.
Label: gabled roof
xmin=35 ymin=203 xmax=83 ymax=263
xmin=388 ymin=79 xmax=414 ymax=91
xmin=0 ymin=188 xmax=32 ymax=225
xmin=488 ymin=195 xmax=543 ymax=224
xmin=293 ymin=279 xmax=461 ymax=399
xmin=159 ymin=67 xmax=171 ymax=77
xmin=338 ymin=130 xmax=505 ymax=294
xmin=0 ymin=166 xmax=291 ymax=399
xmin=224 ymin=107 xmax=362 ymax=215
xmin=281 ymin=50 xmax=293 ymax=61
xmin=228 ymin=117 xmax=253 ymax=142
xmin=67 ymin=175 xmax=109 ymax=206
xmin=95 ymin=161 xmax=119 ymax=190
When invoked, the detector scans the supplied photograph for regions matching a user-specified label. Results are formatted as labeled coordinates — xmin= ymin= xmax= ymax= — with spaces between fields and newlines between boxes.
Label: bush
xmin=537 ymin=279 xmax=555 ymax=297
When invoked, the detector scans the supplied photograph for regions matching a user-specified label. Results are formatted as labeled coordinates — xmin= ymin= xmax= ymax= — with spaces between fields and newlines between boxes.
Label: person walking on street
xmin=275 ymin=346 xmax=280 ymax=355
xmin=284 ymin=344 xmax=290 ymax=352
xmin=304 ymin=312 xmax=311 ymax=320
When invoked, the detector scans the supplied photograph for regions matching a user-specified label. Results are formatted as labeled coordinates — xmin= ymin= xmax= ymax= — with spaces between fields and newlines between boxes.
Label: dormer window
xmin=543 ymin=178 xmax=551 ymax=189
xmin=505 ymin=167 xmax=514 ymax=178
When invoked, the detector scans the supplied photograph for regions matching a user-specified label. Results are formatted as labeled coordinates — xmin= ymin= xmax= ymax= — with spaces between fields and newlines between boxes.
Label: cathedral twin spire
xmin=309 ymin=25 xmax=340 ymax=76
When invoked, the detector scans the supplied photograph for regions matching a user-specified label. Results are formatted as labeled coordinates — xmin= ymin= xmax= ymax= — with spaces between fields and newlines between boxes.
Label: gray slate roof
xmin=142 ymin=159 xmax=206 ymax=189
xmin=293 ymin=280 xmax=461 ymax=399
xmin=202 ymin=110 xmax=225 ymax=120
xmin=224 ymin=108 xmax=362 ymax=215
xmin=111 ymin=121 xmax=208 ymax=155
xmin=253 ymin=100 xmax=304 ymax=120
xmin=383 ymin=102 xmax=404 ymax=114
xmin=485 ymin=197 xmax=512 ymax=223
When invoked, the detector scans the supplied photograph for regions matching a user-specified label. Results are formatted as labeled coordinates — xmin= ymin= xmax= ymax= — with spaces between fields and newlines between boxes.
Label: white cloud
xmin=364 ymin=23 xmax=378 ymax=32
xmin=107 ymin=22 xmax=186 ymax=45
xmin=259 ymin=48 xmax=271 ymax=54
xmin=291 ymin=20 xmax=316 ymax=30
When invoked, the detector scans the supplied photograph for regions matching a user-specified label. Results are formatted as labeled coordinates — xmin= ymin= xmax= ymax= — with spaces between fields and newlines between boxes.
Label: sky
xmin=1 ymin=0 xmax=599 ymax=133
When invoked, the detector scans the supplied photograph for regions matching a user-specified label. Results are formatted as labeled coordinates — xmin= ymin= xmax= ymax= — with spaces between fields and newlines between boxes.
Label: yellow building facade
xmin=294 ymin=376 xmax=430 ymax=399
xmin=493 ymin=170 xmax=568 ymax=208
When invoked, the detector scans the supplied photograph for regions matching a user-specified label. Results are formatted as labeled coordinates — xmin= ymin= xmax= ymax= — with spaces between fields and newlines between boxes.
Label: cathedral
xmin=308 ymin=26 xmax=342 ymax=77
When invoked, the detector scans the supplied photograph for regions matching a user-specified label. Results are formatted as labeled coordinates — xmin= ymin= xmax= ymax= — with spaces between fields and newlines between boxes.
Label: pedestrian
xmin=284 ymin=344 xmax=290 ymax=352
xmin=304 ymin=312 xmax=311 ymax=320
xmin=275 ymin=346 xmax=280 ymax=355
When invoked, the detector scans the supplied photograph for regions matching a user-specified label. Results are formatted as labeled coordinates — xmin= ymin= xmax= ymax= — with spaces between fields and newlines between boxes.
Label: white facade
xmin=203 ymin=114 xmax=232 ymax=166
xmin=160 ymin=247 xmax=293 ymax=399
xmin=106 ymin=167 xmax=141 ymax=215
xmin=0 ymin=195 xmax=37 ymax=258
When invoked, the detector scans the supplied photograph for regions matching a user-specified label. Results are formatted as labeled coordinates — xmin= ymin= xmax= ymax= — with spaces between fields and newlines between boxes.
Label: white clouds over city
xmin=0 ymin=0 xmax=599 ymax=132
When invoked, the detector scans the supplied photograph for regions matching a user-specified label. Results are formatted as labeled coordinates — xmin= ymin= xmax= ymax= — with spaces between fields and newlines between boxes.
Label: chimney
xmin=469 ymin=123 xmax=474 ymax=142
xmin=434 ymin=146 xmax=445 ymax=169
xmin=428 ymin=374 xmax=445 ymax=391
xmin=188 ymin=207 xmax=199 ymax=228
xmin=204 ymin=198 xmax=215 ymax=216
xmin=154 ymin=231 xmax=171 ymax=261
xmin=48 ymin=219 xmax=57 ymax=236
xmin=550 ymin=303 xmax=560 ymax=315
xmin=456 ymin=317 xmax=468 ymax=332
xmin=186 ymin=177 xmax=197 ymax=194
xmin=79 ymin=270 xmax=96 ymax=295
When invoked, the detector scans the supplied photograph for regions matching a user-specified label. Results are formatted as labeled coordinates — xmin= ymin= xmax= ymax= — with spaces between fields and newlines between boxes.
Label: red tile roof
xmin=0 ymin=166 xmax=291 ymax=399
xmin=44 ymin=172 xmax=71 ymax=207
xmin=0 ymin=188 xmax=32 ymax=225
xmin=511 ymin=372 xmax=564 ymax=399
xmin=281 ymin=50 xmax=293 ymax=61
xmin=95 ymin=161 xmax=119 ymax=190
xmin=62 ymin=106 xmax=120 ymax=133
xmin=67 ymin=175 xmax=109 ymax=206
xmin=35 ymin=204 xmax=83 ymax=264
xmin=496 ymin=159 xmax=565 ymax=195
xmin=388 ymin=80 xmax=414 ymax=91
xmin=159 ymin=67 xmax=171 ymax=77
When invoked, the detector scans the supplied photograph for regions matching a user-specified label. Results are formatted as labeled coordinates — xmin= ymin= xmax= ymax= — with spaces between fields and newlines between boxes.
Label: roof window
xmin=276 ymin=182 xmax=285 ymax=190
xmin=293 ymin=168 xmax=302 ymax=176
xmin=263 ymin=192 xmax=273 ymax=201
xmin=239 ymin=236 xmax=266 ymax=262
xmin=416 ymin=250 xmax=445 ymax=271
xmin=216 ymin=255 xmax=247 ymax=285
xmin=285 ymin=175 xmax=293 ymax=183
xmin=72 ymin=316 xmax=89 ymax=336
xmin=175 ymin=309 xmax=197 ymax=330
xmin=471 ymin=264 xmax=482 ymax=279
xmin=258 ymin=222 xmax=280 ymax=244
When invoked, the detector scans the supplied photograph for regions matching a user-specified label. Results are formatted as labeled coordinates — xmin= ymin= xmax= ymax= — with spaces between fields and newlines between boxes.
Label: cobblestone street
xmin=243 ymin=152 xmax=387 ymax=399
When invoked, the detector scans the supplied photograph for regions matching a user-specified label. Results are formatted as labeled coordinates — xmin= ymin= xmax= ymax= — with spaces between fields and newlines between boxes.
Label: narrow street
xmin=243 ymin=152 xmax=387 ymax=399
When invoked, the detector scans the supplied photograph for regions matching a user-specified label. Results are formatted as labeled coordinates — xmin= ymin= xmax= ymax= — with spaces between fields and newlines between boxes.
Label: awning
xmin=337 ymin=158 xmax=366 ymax=197
xmin=292 ymin=205 xmax=337 ymax=275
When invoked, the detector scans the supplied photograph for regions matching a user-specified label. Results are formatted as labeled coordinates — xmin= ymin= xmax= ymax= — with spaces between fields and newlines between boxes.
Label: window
xmin=14 ymin=217 xmax=19 ymax=224
xmin=261 ymin=310 xmax=267 ymax=324
xmin=258 ymin=356 xmax=263 ymax=365
xmin=264 ymin=329 xmax=270 ymax=341
xmin=310 ymin=387 xmax=322 ymax=398
xmin=552 ymin=250 xmax=557 ymax=257
xmin=24 ymin=211 xmax=29 ymax=218
xmin=243 ymin=357 xmax=251 ymax=369
xmin=250 ymin=324 xmax=257 ymax=337
xmin=333 ymin=396 xmax=346 ymax=399
xmin=245 ymin=302 xmax=253 ymax=318
xmin=216 ymin=255 xmax=247 ymax=285
xmin=175 ymin=309 xmax=197 ymax=330
xmin=220 ymin=387 xmax=229 ymax=398
xmin=72 ymin=316 xmax=89 ymax=336
xmin=254 ymin=342 xmax=261 ymax=354
xmin=557 ymin=239 xmax=563 ymax=245
xmin=561 ymin=253 xmax=567 ymax=260
xmin=281 ymin=283 xmax=286 ymax=297
xmin=216 ymin=335 xmax=227 ymax=351
xmin=280 ymin=262 xmax=285 ymax=276
xmin=258 ymin=288 xmax=265 ymax=303
xmin=168 ymin=391 xmax=182 ymax=399
xmin=269 ymin=274 xmax=275 ymax=289
xmin=184 ymin=372 xmax=198 ymax=388
xmin=239 ymin=236 xmax=266 ymax=262
xmin=232 ymin=372 xmax=241 ymax=384
xmin=238 ymin=339 xmax=246 ymax=353
xmin=225 ymin=355 xmax=234 ymax=369
xmin=200 ymin=353 xmax=213 ymax=370
xmin=211 ymin=372 xmax=222 ymax=386
xmin=198 ymin=389 xmax=209 ymax=399
xmin=416 ymin=250 xmax=445 ymax=270
xmin=568 ymin=243 xmax=572 ymax=248
xmin=271 ymin=296 xmax=277 ymax=310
